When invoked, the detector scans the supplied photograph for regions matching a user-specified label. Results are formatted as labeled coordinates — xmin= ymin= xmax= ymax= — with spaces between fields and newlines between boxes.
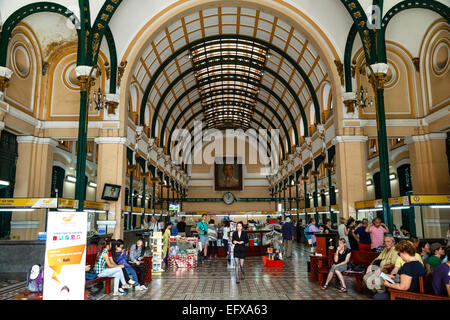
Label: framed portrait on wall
xmin=214 ymin=157 xmax=243 ymax=191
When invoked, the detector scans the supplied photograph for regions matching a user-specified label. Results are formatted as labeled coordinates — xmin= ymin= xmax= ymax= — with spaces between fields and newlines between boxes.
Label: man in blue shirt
xmin=354 ymin=218 xmax=371 ymax=251
xmin=281 ymin=217 xmax=295 ymax=258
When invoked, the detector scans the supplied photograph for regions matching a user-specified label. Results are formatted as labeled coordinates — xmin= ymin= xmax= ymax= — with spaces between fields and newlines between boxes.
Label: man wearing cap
xmin=281 ymin=218 xmax=295 ymax=258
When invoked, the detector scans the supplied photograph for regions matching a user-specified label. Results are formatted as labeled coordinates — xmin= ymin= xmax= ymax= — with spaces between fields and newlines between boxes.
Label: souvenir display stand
xmin=168 ymin=236 xmax=198 ymax=269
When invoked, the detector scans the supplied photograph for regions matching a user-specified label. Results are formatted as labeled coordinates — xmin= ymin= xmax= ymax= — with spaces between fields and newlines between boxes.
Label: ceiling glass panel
xmin=190 ymin=38 xmax=268 ymax=129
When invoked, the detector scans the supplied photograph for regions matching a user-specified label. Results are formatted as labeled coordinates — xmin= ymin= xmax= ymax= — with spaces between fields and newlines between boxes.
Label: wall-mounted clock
xmin=223 ymin=192 xmax=235 ymax=205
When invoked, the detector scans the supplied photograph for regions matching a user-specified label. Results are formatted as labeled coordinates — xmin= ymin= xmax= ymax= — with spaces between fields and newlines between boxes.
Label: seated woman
xmin=374 ymin=240 xmax=427 ymax=300
xmin=390 ymin=240 xmax=423 ymax=281
xmin=321 ymin=238 xmax=352 ymax=293
xmin=129 ymin=237 xmax=148 ymax=289
xmin=113 ymin=239 xmax=147 ymax=291
xmin=93 ymin=239 xmax=129 ymax=296
xmin=109 ymin=240 xmax=136 ymax=288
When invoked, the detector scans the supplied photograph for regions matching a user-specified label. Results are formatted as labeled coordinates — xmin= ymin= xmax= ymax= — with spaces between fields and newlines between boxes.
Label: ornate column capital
xmin=342 ymin=91 xmax=357 ymax=113
xmin=104 ymin=93 xmax=120 ymax=115
xmin=0 ymin=67 xmax=13 ymax=99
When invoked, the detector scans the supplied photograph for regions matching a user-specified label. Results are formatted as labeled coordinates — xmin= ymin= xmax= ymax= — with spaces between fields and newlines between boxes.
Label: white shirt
xmin=338 ymin=224 xmax=348 ymax=239
xmin=223 ymin=227 xmax=230 ymax=240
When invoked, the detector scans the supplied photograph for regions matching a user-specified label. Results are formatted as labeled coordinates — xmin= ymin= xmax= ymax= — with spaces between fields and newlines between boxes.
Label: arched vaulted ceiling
xmin=129 ymin=6 xmax=331 ymax=161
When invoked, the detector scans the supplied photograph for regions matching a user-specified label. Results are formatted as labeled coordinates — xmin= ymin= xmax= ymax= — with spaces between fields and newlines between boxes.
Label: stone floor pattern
xmin=0 ymin=243 xmax=373 ymax=300
xmin=101 ymin=243 xmax=372 ymax=301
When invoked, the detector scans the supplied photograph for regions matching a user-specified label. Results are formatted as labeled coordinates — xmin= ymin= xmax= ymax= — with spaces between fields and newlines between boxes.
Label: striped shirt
xmin=93 ymin=249 xmax=108 ymax=274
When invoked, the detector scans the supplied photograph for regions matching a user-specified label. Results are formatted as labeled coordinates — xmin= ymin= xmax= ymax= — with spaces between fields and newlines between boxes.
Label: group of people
xmin=337 ymin=217 xmax=392 ymax=252
xmin=320 ymin=232 xmax=449 ymax=298
xmin=195 ymin=214 xmax=249 ymax=283
xmin=86 ymin=237 xmax=148 ymax=296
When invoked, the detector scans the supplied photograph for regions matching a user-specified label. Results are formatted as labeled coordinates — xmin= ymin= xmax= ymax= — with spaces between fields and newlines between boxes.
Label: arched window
xmin=291 ymin=128 xmax=296 ymax=145
xmin=300 ymin=118 xmax=305 ymax=136
xmin=310 ymin=104 xmax=315 ymax=124
xmin=322 ymin=83 xmax=331 ymax=111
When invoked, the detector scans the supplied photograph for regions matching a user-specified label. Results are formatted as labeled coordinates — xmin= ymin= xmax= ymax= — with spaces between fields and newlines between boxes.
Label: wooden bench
xmin=13 ymin=290 xmax=90 ymax=300
xmin=388 ymin=274 xmax=450 ymax=300
xmin=85 ymin=253 xmax=112 ymax=294
xmin=317 ymin=250 xmax=380 ymax=291
xmin=341 ymin=251 xmax=379 ymax=292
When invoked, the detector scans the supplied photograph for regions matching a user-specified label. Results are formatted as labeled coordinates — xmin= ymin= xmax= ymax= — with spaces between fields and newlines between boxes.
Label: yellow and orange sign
xmin=0 ymin=198 xmax=57 ymax=209
xmin=409 ymin=195 xmax=450 ymax=205
xmin=46 ymin=244 xmax=85 ymax=283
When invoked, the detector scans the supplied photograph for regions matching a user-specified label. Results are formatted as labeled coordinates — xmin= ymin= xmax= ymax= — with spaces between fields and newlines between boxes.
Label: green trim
xmin=78 ymin=0 xmax=91 ymax=65
xmin=166 ymin=99 xmax=292 ymax=155
xmin=88 ymin=0 xmax=123 ymax=65
xmin=105 ymin=26 xmax=118 ymax=93
xmin=141 ymin=34 xmax=322 ymax=132
xmin=0 ymin=2 xmax=81 ymax=66
xmin=150 ymin=66 xmax=306 ymax=139
xmin=343 ymin=23 xmax=359 ymax=92
xmin=381 ymin=0 xmax=450 ymax=63
xmin=182 ymin=198 xmax=274 ymax=202
xmin=339 ymin=0 xmax=375 ymax=64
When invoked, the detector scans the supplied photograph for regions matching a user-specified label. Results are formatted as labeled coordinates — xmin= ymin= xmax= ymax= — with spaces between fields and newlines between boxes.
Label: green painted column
xmin=141 ymin=177 xmax=146 ymax=225
xmin=160 ymin=183 xmax=163 ymax=210
xmin=304 ymin=181 xmax=309 ymax=209
xmin=376 ymin=87 xmax=393 ymax=232
xmin=152 ymin=183 xmax=156 ymax=212
xmin=75 ymin=88 xmax=88 ymax=212
xmin=313 ymin=176 xmax=318 ymax=208
xmin=128 ymin=171 xmax=133 ymax=230
xmin=328 ymin=169 xmax=337 ymax=227
xmin=289 ymin=183 xmax=292 ymax=211
xmin=295 ymin=184 xmax=299 ymax=211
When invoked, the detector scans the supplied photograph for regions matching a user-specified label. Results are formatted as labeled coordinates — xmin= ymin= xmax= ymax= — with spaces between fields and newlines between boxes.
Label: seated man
xmin=363 ymin=235 xmax=399 ymax=293
xmin=431 ymin=246 xmax=450 ymax=297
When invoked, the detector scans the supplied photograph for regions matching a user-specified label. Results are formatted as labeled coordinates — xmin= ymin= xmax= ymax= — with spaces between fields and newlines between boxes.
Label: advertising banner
xmin=43 ymin=211 xmax=87 ymax=300
xmin=0 ymin=198 xmax=57 ymax=209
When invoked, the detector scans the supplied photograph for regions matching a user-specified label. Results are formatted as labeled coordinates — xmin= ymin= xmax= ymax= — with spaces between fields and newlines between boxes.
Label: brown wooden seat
xmin=341 ymin=251 xmax=379 ymax=292
xmin=13 ymin=290 xmax=90 ymax=300
xmin=388 ymin=274 xmax=450 ymax=300
xmin=85 ymin=253 xmax=113 ymax=294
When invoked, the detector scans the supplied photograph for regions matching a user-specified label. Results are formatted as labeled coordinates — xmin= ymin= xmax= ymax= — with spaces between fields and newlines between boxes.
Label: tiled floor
xmin=101 ymin=243 xmax=372 ymax=301
xmin=0 ymin=244 xmax=372 ymax=300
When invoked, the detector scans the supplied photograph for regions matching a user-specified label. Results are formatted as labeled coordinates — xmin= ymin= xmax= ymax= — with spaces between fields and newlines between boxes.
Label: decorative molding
xmin=94 ymin=137 xmax=127 ymax=144
xmin=332 ymin=135 xmax=368 ymax=144
xmin=16 ymin=136 xmax=58 ymax=147
xmin=405 ymin=133 xmax=447 ymax=144
xmin=75 ymin=66 xmax=97 ymax=79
